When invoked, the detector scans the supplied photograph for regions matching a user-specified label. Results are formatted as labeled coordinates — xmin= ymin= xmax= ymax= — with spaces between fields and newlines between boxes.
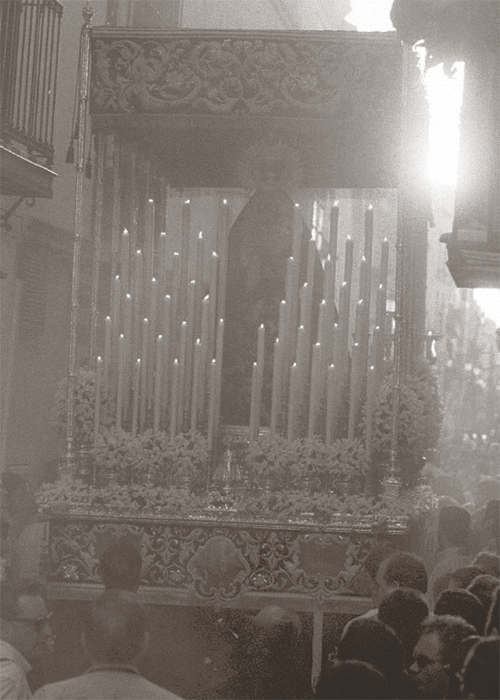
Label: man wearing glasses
xmin=0 ymin=580 xmax=54 ymax=699
xmin=410 ymin=615 xmax=476 ymax=699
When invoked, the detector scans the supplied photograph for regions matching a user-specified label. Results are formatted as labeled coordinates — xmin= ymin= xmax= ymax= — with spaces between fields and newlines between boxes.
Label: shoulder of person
xmin=0 ymin=659 xmax=32 ymax=700
xmin=33 ymin=681 xmax=61 ymax=699
xmin=137 ymin=677 xmax=185 ymax=699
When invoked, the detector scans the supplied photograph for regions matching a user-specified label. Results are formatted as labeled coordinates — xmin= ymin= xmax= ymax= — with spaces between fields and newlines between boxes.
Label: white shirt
xmin=33 ymin=666 xmax=183 ymax=700
xmin=0 ymin=639 xmax=32 ymax=699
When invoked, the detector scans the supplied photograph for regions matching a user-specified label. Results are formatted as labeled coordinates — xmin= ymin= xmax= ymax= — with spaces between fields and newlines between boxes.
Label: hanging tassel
xmin=85 ymin=134 xmax=93 ymax=178
xmin=85 ymin=152 xmax=92 ymax=179
xmin=65 ymin=141 xmax=75 ymax=164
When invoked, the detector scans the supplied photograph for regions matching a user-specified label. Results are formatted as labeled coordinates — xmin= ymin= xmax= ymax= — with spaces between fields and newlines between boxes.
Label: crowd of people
xmin=0 ymin=473 xmax=499 ymax=699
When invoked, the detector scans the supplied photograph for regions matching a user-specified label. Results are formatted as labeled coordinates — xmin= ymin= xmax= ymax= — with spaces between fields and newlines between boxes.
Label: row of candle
xmin=94 ymin=196 xmax=390 ymax=454
xmin=94 ymin=198 xmax=230 ymax=446
xmin=251 ymin=204 xmax=390 ymax=446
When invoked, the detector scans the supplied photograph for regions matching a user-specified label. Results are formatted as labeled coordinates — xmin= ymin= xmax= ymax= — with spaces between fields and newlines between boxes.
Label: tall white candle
xmin=94 ymin=357 xmax=103 ymax=446
xmin=208 ymin=251 xmax=219 ymax=363
xmin=121 ymin=228 xmax=130 ymax=294
xmin=207 ymin=358 xmax=217 ymax=451
xmin=170 ymin=358 xmax=180 ymax=439
xmin=214 ymin=318 xmax=224 ymax=433
xmin=115 ymin=334 xmax=125 ymax=431
xmin=131 ymin=358 xmax=141 ymax=437
xmin=217 ymin=199 xmax=230 ymax=322
xmin=270 ymin=338 xmax=283 ymax=434
xmin=249 ymin=362 xmax=259 ymax=444
xmin=287 ymin=362 xmax=298 ymax=441
xmin=153 ymin=335 xmax=163 ymax=434
xmin=144 ymin=199 xmax=155 ymax=296
xmin=178 ymin=320 xmax=188 ymax=430
xmin=103 ymin=315 xmax=112 ymax=395
xmin=158 ymin=231 xmax=167 ymax=297
xmin=191 ymin=338 xmax=202 ymax=431
xmin=139 ymin=318 xmax=149 ymax=431
xmin=325 ymin=363 xmax=335 ymax=445
xmin=308 ymin=343 xmax=321 ymax=438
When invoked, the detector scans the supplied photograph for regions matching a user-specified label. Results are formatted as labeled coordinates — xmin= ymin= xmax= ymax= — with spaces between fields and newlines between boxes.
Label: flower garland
xmin=37 ymin=475 xmax=436 ymax=530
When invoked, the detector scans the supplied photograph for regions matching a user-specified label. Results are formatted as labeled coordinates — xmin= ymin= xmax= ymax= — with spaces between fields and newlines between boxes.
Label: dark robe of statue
xmin=221 ymin=188 xmax=323 ymax=427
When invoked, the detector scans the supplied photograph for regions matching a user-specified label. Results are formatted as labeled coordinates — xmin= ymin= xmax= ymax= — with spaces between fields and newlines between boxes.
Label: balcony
xmin=1 ymin=0 xmax=62 ymax=198
xmin=89 ymin=28 xmax=402 ymax=189
xmin=440 ymin=50 xmax=500 ymax=288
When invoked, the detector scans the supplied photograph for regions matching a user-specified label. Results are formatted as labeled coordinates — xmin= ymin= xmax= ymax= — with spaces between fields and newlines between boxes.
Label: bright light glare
xmin=425 ymin=63 xmax=464 ymax=186
xmin=344 ymin=3 xmax=495 ymax=326
xmin=474 ymin=289 xmax=500 ymax=327
xmin=345 ymin=0 xmax=394 ymax=31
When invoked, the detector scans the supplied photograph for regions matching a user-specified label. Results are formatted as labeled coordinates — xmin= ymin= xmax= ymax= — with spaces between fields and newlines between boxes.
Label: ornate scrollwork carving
xmin=48 ymin=516 xmax=397 ymax=605
xmin=91 ymin=33 xmax=400 ymax=121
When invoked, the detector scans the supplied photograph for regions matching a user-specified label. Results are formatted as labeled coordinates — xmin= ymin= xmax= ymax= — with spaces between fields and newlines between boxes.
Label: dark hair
xmin=420 ymin=615 xmax=476 ymax=669
xmin=380 ymin=551 xmax=428 ymax=594
xmin=483 ymin=497 xmax=500 ymax=521
xmin=438 ymin=506 xmax=471 ymax=546
xmin=0 ymin=579 xmax=45 ymax=620
xmin=462 ymin=637 xmax=500 ymax=700
xmin=432 ymin=571 xmax=454 ymax=604
xmin=467 ymin=574 xmax=500 ymax=611
xmin=378 ymin=587 xmax=429 ymax=666
xmin=434 ymin=589 xmax=487 ymax=634
xmin=363 ymin=546 xmax=396 ymax=581
xmin=223 ymin=606 xmax=309 ymax=700
xmin=449 ymin=565 xmax=486 ymax=589
xmin=321 ymin=660 xmax=389 ymax=700
xmin=337 ymin=617 xmax=404 ymax=684
xmin=244 ymin=606 xmax=301 ymax=661
xmin=473 ymin=551 xmax=500 ymax=578
xmin=84 ymin=590 xmax=146 ymax=663
xmin=99 ymin=539 xmax=142 ymax=592
xmin=485 ymin=585 xmax=499 ymax=635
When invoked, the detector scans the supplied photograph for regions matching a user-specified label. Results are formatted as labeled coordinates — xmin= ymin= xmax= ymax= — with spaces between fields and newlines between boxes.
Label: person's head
xmin=252 ymin=604 xmax=301 ymax=634
xmin=373 ymin=551 xmax=428 ymax=606
xmin=480 ymin=499 xmax=500 ymax=551
xmin=99 ymin=539 xmax=142 ymax=592
xmin=474 ymin=480 xmax=500 ymax=510
xmin=410 ymin=615 xmax=476 ymax=699
xmin=485 ymin=585 xmax=499 ymax=636
xmin=473 ymin=551 xmax=500 ymax=578
xmin=245 ymin=605 xmax=301 ymax=666
xmin=448 ymin=566 xmax=486 ymax=590
xmin=362 ymin=545 xmax=396 ymax=605
xmin=0 ymin=579 xmax=54 ymax=665
xmin=363 ymin=545 xmax=396 ymax=580
xmin=467 ymin=574 xmax=500 ymax=612
xmin=432 ymin=571 xmax=454 ymax=605
xmin=324 ymin=660 xmax=389 ymax=699
xmin=83 ymin=589 xmax=148 ymax=665
xmin=483 ymin=497 xmax=500 ymax=521
xmin=378 ymin=587 xmax=429 ymax=666
xmin=437 ymin=506 xmax=471 ymax=549
xmin=337 ymin=617 xmax=404 ymax=686
xmin=434 ymin=589 xmax=486 ymax=634
xmin=461 ymin=637 xmax=499 ymax=700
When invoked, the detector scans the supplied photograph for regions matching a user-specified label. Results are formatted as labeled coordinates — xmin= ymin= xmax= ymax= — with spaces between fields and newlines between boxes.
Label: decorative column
xmin=64 ymin=2 xmax=93 ymax=474
xmin=385 ymin=42 xmax=428 ymax=497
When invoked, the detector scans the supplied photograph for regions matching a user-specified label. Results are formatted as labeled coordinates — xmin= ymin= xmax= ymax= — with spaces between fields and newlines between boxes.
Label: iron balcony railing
xmin=1 ymin=0 xmax=63 ymax=167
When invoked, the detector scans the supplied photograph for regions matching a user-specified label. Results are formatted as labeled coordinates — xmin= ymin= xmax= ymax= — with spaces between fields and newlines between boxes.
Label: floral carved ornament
xmin=91 ymin=35 xmax=399 ymax=122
